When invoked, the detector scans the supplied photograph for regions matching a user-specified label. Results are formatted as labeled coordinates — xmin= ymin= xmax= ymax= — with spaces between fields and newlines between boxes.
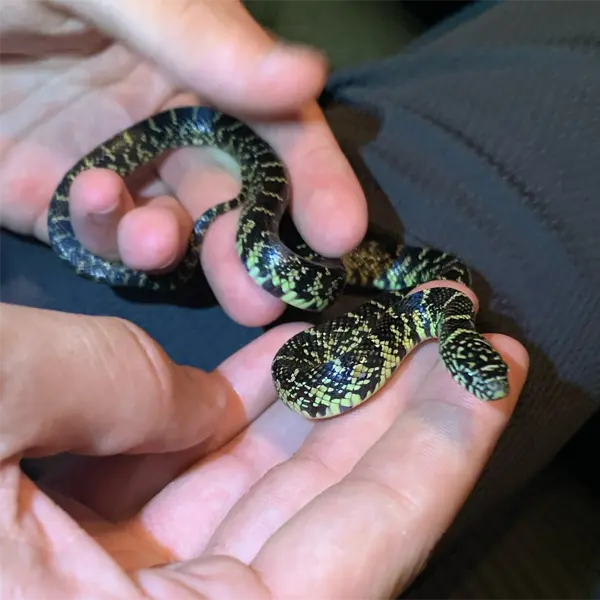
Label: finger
xmin=204 ymin=282 xmax=477 ymax=561
xmin=135 ymin=555 xmax=271 ymax=600
xmin=59 ymin=0 xmax=328 ymax=117
xmin=68 ymin=168 xmax=193 ymax=271
xmin=201 ymin=209 xmax=288 ymax=327
xmin=133 ymin=401 xmax=313 ymax=558
xmin=0 ymin=468 xmax=157 ymax=598
xmin=202 ymin=342 xmax=439 ymax=563
xmin=251 ymin=335 xmax=529 ymax=599
xmin=0 ymin=303 xmax=230 ymax=461
xmin=252 ymin=103 xmax=368 ymax=257
xmin=154 ymin=108 xmax=289 ymax=326
xmin=30 ymin=321 xmax=310 ymax=522
xmin=69 ymin=168 xmax=134 ymax=260
xmin=157 ymin=103 xmax=368 ymax=325
xmin=117 ymin=197 xmax=192 ymax=272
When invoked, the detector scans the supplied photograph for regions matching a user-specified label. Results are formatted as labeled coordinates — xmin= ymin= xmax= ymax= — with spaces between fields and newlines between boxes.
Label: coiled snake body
xmin=48 ymin=106 xmax=509 ymax=419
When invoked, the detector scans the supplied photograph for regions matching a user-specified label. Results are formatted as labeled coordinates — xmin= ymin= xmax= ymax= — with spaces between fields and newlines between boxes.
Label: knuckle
xmin=112 ymin=317 xmax=176 ymax=416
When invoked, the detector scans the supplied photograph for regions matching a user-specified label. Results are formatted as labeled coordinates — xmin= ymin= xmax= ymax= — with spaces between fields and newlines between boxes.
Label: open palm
xmin=3 ymin=309 xmax=527 ymax=599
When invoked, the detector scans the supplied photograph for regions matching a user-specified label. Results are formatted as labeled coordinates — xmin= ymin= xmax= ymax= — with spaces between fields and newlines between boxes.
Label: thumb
xmin=59 ymin=0 xmax=328 ymax=116
xmin=0 ymin=303 xmax=226 ymax=461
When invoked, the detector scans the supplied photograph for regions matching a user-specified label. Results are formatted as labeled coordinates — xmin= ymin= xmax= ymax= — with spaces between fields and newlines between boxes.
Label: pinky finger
xmin=117 ymin=195 xmax=193 ymax=273
xmin=69 ymin=168 xmax=135 ymax=261
xmin=68 ymin=167 xmax=194 ymax=273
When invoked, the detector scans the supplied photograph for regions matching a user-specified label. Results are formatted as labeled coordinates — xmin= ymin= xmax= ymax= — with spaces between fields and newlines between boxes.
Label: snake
xmin=47 ymin=106 xmax=510 ymax=419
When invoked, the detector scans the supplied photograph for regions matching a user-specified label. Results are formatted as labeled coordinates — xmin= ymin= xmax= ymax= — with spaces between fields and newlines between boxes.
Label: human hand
xmin=1 ymin=302 xmax=529 ymax=599
xmin=0 ymin=0 xmax=367 ymax=326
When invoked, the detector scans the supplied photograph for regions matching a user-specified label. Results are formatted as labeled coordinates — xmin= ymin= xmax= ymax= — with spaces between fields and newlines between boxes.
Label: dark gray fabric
xmin=323 ymin=0 xmax=600 ymax=542
xmin=0 ymin=232 xmax=262 ymax=371
xmin=403 ymin=464 xmax=600 ymax=599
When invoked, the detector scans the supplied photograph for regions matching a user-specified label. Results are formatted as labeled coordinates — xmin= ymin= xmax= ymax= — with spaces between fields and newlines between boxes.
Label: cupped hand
xmin=0 ymin=0 xmax=367 ymax=326
xmin=0 ymin=302 xmax=529 ymax=599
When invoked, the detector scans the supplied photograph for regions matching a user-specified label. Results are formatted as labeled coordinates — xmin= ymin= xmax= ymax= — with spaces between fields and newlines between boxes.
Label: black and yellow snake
xmin=47 ymin=106 xmax=510 ymax=419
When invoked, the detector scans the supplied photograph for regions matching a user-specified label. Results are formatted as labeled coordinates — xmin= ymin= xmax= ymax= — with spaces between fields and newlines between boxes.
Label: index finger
xmin=252 ymin=335 xmax=529 ymax=599
xmin=60 ymin=0 xmax=328 ymax=117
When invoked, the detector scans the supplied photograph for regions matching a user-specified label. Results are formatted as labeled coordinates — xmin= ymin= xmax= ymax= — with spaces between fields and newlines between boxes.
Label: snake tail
xmin=271 ymin=287 xmax=509 ymax=419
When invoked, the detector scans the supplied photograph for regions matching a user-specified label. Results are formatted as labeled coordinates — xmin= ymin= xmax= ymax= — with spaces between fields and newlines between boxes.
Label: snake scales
xmin=47 ymin=106 xmax=510 ymax=419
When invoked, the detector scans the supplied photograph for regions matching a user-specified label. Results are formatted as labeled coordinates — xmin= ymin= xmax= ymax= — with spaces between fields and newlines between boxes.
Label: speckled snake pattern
xmin=47 ymin=106 xmax=510 ymax=419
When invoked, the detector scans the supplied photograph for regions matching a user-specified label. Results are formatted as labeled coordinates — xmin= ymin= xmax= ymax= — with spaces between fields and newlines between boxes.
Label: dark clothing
xmin=3 ymin=0 xmax=598 ymax=546
xmin=325 ymin=0 xmax=600 ymax=541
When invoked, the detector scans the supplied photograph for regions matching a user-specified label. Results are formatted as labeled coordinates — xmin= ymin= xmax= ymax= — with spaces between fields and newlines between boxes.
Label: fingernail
xmin=259 ymin=42 xmax=325 ymax=77
xmin=153 ymin=249 xmax=179 ymax=272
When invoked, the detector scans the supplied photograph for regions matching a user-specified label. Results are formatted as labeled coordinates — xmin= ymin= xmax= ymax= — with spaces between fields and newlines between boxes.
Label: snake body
xmin=48 ymin=106 xmax=510 ymax=419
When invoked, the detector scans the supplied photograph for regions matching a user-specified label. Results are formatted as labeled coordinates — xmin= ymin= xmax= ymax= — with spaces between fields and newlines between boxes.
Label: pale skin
xmin=0 ymin=1 xmax=530 ymax=598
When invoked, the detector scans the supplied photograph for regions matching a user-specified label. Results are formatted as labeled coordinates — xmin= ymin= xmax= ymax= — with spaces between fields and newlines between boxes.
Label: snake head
xmin=441 ymin=334 xmax=510 ymax=402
